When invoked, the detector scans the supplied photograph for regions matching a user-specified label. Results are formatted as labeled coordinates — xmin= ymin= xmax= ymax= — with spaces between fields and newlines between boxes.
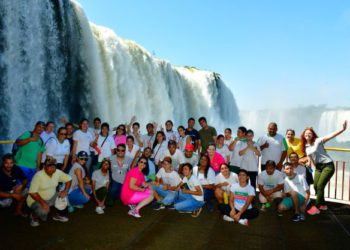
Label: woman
xmin=43 ymin=127 xmax=70 ymax=171
xmin=92 ymin=159 xmax=113 ymax=214
xmin=125 ymin=136 xmax=141 ymax=162
xmin=153 ymin=157 xmax=182 ymax=209
xmin=193 ymin=155 xmax=216 ymax=212
xmin=222 ymin=169 xmax=259 ymax=226
xmin=113 ymin=124 xmax=127 ymax=146
xmin=177 ymin=126 xmax=191 ymax=152
xmin=285 ymin=129 xmax=306 ymax=164
xmin=174 ymin=163 xmax=204 ymax=217
xmin=207 ymin=144 xmax=225 ymax=173
xmin=302 ymin=120 xmax=347 ymax=215
xmin=92 ymin=123 xmax=116 ymax=170
xmin=151 ymin=131 xmax=167 ymax=166
xmin=215 ymin=163 xmax=238 ymax=205
xmin=120 ymin=156 xmax=154 ymax=218
xmin=239 ymin=129 xmax=261 ymax=190
xmin=68 ymin=151 xmax=91 ymax=212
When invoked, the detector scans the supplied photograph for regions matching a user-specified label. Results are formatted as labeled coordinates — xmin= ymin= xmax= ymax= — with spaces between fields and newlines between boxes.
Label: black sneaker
xmin=166 ymin=204 xmax=175 ymax=210
xmin=292 ymin=214 xmax=301 ymax=222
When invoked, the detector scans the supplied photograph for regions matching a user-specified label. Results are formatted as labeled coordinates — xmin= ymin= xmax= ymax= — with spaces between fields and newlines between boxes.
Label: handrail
xmin=0 ymin=140 xmax=15 ymax=144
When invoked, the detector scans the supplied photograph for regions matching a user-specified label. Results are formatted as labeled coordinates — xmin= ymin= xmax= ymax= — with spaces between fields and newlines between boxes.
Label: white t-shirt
xmin=182 ymin=175 xmax=204 ymax=201
xmin=125 ymin=144 xmax=140 ymax=160
xmin=68 ymin=163 xmax=86 ymax=192
xmin=216 ymin=145 xmax=231 ymax=163
xmin=295 ymin=165 xmax=307 ymax=179
xmin=142 ymin=133 xmax=156 ymax=149
xmin=231 ymin=140 xmax=244 ymax=167
xmin=156 ymin=168 xmax=182 ymax=187
xmin=215 ymin=172 xmax=239 ymax=192
xmin=73 ymin=130 xmax=95 ymax=156
xmin=183 ymin=153 xmax=199 ymax=167
xmin=92 ymin=169 xmax=110 ymax=190
xmin=40 ymin=131 xmax=57 ymax=145
xmin=239 ymin=142 xmax=260 ymax=172
xmin=97 ymin=135 xmax=116 ymax=162
xmin=258 ymin=170 xmax=284 ymax=191
xmin=152 ymin=142 xmax=167 ymax=165
xmin=284 ymin=174 xmax=309 ymax=197
xmin=110 ymin=156 xmax=133 ymax=184
xmin=224 ymin=137 xmax=234 ymax=147
xmin=178 ymin=135 xmax=190 ymax=152
xmin=258 ymin=133 xmax=287 ymax=165
xmin=160 ymin=149 xmax=185 ymax=171
xmin=192 ymin=166 xmax=216 ymax=185
xmin=165 ymin=130 xmax=179 ymax=142
xmin=230 ymin=183 xmax=255 ymax=211
xmin=43 ymin=138 xmax=70 ymax=164
xmin=129 ymin=132 xmax=143 ymax=147
xmin=306 ymin=137 xmax=332 ymax=164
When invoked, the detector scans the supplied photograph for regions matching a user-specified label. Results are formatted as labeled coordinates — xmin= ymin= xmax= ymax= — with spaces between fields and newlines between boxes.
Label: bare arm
xmin=323 ymin=120 xmax=347 ymax=144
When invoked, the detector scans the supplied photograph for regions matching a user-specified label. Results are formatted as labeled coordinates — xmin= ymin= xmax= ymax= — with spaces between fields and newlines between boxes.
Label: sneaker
xmin=292 ymin=214 xmax=301 ymax=222
xmin=264 ymin=202 xmax=271 ymax=208
xmin=68 ymin=206 xmax=75 ymax=213
xmin=307 ymin=206 xmax=320 ymax=215
xmin=128 ymin=204 xmax=136 ymax=210
xmin=223 ymin=215 xmax=234 ymax=222
xmin=300 ymin=213 xmax=305 ymax=221
xmin=153 ymin=203 xmax=165 ymax=211
xmin=74 ymin=205 xmax=84 ymax=209
xmin=53 ymin=215 xmax=69 ymax=223
xmin=128 ymin=209 xmax=141 ymax=218
xmin=95 ymin=206 xmax=104 ymax=215
xmin=319 ymin=205 xmax=328 ymax=211
xmin=238 ymin=219 xmax=249 ymax=226
xmin=166 ymin=204 xmax=175 ymax=210
xmin=30 ymin=215 xmax=40 ymax=227
xmin=277 ymin=212 xmax=283 ymax=217
xmin=191 ymin=207 xmax=203 ymax=218
xmin=178 ymin=210 xmax=192 ymax=214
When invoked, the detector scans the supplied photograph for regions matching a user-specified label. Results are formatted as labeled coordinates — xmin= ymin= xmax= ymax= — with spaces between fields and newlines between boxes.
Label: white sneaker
xmin=30 ymin=215 xmax=40 ymax=227
xmin=53 ymin=215 xmax=69 ymax=223
xmin=238 ymin=219 xmax=249 ymax=226
xmin=95 ymin=206 xmax=104 ymax=215
xmin=223 ymin=215 xmax=234 ymax=222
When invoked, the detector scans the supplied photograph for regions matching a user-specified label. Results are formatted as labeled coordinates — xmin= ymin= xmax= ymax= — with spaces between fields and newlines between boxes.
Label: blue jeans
xmin=204 ymin=188 xmax=214 ymax=210
xmin=19 ymin=166 xmax=36 ymax=187
xmin=68 ymin=187 xmax=92 ymax=206
xmin=110 ymin=180 xmax=123 ymax=201
xmin=174 ymin=192 xmax=203 ymax=212
xmin=153 ymin=185 xmax=177 ymax=205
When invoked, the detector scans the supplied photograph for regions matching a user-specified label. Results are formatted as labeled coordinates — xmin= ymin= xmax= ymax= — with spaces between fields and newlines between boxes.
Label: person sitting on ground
xmin=221 ymin=169 xmax=259 ymax=226
xmin=174 ymin=163 xmax=204 ymax=217
xmin=68 ymin=151 xmax=91 ymax=212
xmin=215 ymin=163 xmax=238 ymax=206
xmin=42 ymin=127 xmax=70 ymax=172
xmin=258 ymin=160 xmax=284 ymax=211
xmin=109 ymin=144 xmax=133 ymax=201
xmin=193 ymin=155 xmax=216 ymax=212
xmin=14 ymin=121 xmax=45 ymax=185
xmin=216 ymin=134 xmax=231 ymax=164
xmin=27 ymin=158 xmax=72 ymax=227
xmin=278 ymin=162 xmax=310 ymax=222
xmin=121 ymin=156 xmax=154 ymax=218
xmin=92 ymin=158 xmax=113 ymax=215
xmin=131 ymin=147 xmax=157 ymax=182
xmin=207 ymin=144 xmax=225 ymax=173
xmin=0 ymin=154 xmax=28 ymax=217
xmin=153 ymin=157 xmax=182 ymax=210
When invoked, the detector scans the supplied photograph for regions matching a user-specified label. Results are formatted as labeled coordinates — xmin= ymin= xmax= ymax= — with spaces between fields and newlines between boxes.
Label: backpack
xmin=12 ymin=131 xmax=43 ymax=156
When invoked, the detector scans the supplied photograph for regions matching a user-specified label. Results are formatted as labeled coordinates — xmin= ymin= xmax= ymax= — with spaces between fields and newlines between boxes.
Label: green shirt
xmin=15 ymin=131 xmax=45 ymax=169
xmin=199 ymin=126 xmax=217 ymax=153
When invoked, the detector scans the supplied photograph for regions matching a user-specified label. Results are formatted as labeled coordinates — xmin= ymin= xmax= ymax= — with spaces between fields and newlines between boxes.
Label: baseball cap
xmin=184 ymin=144 xmax=194 ymax=152
xmin=77 ymin=151 xmax=89 ymax=159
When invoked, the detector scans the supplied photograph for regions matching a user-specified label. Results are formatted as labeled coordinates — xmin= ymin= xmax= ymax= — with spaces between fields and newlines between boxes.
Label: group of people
xmin=0 ymin=115 xmax=347 ymax=227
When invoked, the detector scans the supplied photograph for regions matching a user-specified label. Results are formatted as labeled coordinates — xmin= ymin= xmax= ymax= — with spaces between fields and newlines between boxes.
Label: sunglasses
xmin=139 ymin=161 xmax=147 ymax=164
xmin=79 ymin=158 xmax=88 ymax=161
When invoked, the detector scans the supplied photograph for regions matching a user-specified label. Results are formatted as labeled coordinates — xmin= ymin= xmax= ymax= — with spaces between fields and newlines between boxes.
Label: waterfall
xmin=0 ymin=0 xmax=239 ymax=154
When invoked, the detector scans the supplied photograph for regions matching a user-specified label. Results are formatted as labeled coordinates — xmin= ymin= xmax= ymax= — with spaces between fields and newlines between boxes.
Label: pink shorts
xmin=128 ymin=189 xmax=151 ymax=205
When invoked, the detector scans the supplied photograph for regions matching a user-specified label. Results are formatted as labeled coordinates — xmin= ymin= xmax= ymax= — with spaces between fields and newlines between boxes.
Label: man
xmin=163 ymin=120 xmax=179 ymax=142
xmin=27 ymin=158 xmax=72 ymax=227
xmin=0 ymin=154 xmax=28 ymax=217
xmin=185 ymin=117 xmax=200 ymax=152
xmin=142 ymin=123 xmax=157 ymax=150
xmin=15 ymin=121 xmax=45 ymax=184
xmin=160 ymin=140 xmax=185 ymax=172
xmin=288 ymin=152 xmax=307 ymax=179
xmin=278 ymin=162 xmax=310 ymax=222
xmin=258 ymin=160 xmax=284 ymax=211
xmin=228 ymin=126 xmax=247 ymax=173
xmin=183 ymin=144 xmax=199 ymax=167
xmin=65 ymin=122 xmax=75 ymax=152
xmin=198 ymin=117 xmax=217 ymax=155
xmin=40 ymin=121 xmax=56 ymax=145
xmin=258 ymin=122 xmax=287 ymax=171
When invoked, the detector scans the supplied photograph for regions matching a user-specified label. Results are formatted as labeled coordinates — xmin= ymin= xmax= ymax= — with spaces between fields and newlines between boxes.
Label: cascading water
xmin=0 ymin=0 xmax=240 ymax=154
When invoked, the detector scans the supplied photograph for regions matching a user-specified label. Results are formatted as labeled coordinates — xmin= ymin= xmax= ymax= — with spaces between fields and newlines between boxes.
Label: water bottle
xmin=223 ymin=191 xmax=229 ymax=204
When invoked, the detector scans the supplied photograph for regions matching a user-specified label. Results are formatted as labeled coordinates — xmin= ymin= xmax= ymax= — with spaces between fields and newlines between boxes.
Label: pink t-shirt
xmin=121 ymin=167 xmax=145 ymax=205
xmin=114 ymin=135 xmax=127 ymax=146
xmin=209 ymin=152 xmax=226 ymax=173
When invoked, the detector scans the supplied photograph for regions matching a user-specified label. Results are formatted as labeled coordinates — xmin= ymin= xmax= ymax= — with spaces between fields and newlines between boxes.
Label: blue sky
xmin=78 ymin=0 xmax=350 ymax=110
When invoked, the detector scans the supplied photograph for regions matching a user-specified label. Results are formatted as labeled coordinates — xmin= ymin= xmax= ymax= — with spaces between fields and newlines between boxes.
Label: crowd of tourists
xmin=0 ymin=115 xmax=347 ymax=227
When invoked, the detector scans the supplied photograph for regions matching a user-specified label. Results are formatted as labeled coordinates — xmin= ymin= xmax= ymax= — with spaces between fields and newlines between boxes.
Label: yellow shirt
xmin=286 ymin=138 xmax=304 ymax=158
xmin=27 ymin=169 xmax=72 ymax=207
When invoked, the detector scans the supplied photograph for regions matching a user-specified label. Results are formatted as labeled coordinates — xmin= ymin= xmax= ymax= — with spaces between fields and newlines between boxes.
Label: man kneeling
xmin=278 ymin=162 xmax=310 ymax=222
xmin=27 ymin=158 xmax=72 ymax=227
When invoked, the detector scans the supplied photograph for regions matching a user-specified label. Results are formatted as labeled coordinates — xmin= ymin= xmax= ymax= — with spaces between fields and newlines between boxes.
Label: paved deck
xmin=0 ymin=201 xmax=349 ymax=250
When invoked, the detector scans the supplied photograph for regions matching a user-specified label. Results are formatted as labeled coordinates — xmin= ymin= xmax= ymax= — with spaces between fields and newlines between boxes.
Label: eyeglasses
xmin=139 ymin=161 xmax=147 ymax=164
xmin=117 ymin=149 xmax=125 ymax=152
